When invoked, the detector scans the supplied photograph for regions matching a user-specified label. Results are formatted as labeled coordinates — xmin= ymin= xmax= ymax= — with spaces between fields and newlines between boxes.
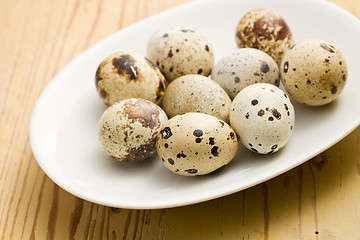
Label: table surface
xmin=1 ymin=0 xmax=360 ymax=239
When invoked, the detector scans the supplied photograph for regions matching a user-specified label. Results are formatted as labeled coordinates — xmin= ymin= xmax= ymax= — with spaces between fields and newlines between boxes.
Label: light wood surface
xmin=1 ymin=0 xmax=360 ymax=239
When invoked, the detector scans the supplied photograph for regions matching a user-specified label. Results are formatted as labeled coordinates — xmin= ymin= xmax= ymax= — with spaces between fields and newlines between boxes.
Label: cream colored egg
xmin=95 ymin=51 xmax=167 ymax=106
xmin=235 ymin=9 xmax=293 ymax=65
xmin=230 ymin=83 xmax=295 ymax=154
xmin=280 ymin=39 xmax=347 ymax=106
xmin=211 ymin=48 xmax=279 ymax=99
xmin=156 ymin=113 xmax=239 ymax=176
xmin=98 ymin=98 xmax=168 ymax=162
xmin=162 ymin=74 xmax=232 ymax=122
xmin=146 ymin=26 xmax=214 ymax=82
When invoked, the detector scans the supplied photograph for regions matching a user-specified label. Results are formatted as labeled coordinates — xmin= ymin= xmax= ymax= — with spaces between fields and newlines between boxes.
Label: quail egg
xmin=280 ymin=39 xmax=347 ymax=106
xmin=156 ymin=112 xmax=239 ymax=176
xmin=235 ymin=9 xmax=293 ymax=65
xmin=98 ymin=98 xmax=168 ymax=162
xmin=230 ymin=83 xmax=295 ymax=154
xmin=147 ymin=26 xmax=214 ymax=82
xmin=95 ymin=51 xmax=167 ymax=106
xmin=211 ymin=48 xmax=279 ymax=99
xmin=162 ymin=74 xmax=232 ymax=122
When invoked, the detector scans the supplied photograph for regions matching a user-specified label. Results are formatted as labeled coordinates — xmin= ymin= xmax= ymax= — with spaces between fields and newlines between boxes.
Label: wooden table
xmin=1 ymin=0 xmax=360 ymax=239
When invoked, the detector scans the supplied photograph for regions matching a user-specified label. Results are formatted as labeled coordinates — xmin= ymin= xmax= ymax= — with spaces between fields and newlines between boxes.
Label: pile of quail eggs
xmin=96 ymin=8 xmax=347 ymax=176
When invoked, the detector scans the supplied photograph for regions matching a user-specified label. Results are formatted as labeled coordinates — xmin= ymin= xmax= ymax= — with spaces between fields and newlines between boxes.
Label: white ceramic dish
xmin=30 ymin=0 xmax=360 ymax=209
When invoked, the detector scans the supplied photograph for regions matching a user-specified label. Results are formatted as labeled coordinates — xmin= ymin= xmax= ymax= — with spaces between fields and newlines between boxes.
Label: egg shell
xmin=280 ymin=39 xmax=347 ymax=106
xmin=211 ymin=48 xmax=279 ymax=99
xmin=230 ymin=83 xmax=295 ymax=154
xmin=98 ymin=98 xmax=168 ymax=162
xmin=95 ymin=51 xmax=167 ymax=106
xmin=235 ymin=9 xmax=293 ymax=65
xmin=162 ymin=74 xmax=232 ymax=122
xmin=146 ymin=26 xmax=214 ymax=82
xmin=156 ymin=112 xmax=239 ymax=176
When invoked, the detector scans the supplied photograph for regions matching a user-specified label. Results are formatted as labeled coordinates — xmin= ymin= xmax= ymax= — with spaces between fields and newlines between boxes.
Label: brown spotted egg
xmin=280 ymin=39 xmax=347 ymax=106
xmin=230 ymin=83 xmax=295 ymax=154
xmin=98 ymin=98 xmax=168 ymax=162
xmin=156 ymin=113 xmax=238 ymax=176
xmin=146 ymin=26 xmax=214 ymax=82
xmin=162 ymin=74 xmax=232 ymax=122
xmin=235 ymin=9 xmax=293 ymax=65
xmin=95 ymin=51 xmax=167 ymax=106
xmin=211 ymin=48 xmax=279 ymax=99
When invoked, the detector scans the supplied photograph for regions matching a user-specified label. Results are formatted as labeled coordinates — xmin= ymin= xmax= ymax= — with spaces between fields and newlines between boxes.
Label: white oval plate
xmin=30 ymin=0 xmax=360 ymax=209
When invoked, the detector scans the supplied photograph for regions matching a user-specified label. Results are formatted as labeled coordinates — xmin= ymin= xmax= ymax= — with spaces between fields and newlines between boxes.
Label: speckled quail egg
xmin=230 ymin=83 xmax=295 ymax=154
xmin=146 ymin=26 xmax=214 ymax=82
xmin=98 ymin=98 xmax=168 ymax=162
xmin=95 ymin=51 xmax=167 ymax=106
xmin=156 ymin=112 xmax=239 ymax=176
xmin=280 ymin=39 xmax=347 ymax=106
xmin=235 ymin=9 xmax=293 ymax=65
xmin=211 ymin=48 xmax=279 ymax=99
xmin=162 ymin=74 xmax=232 ymax=122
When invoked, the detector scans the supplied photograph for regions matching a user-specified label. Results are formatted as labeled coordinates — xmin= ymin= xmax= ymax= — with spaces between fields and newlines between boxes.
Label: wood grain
xmin=0 ymin=0 xmax=359 ymax=239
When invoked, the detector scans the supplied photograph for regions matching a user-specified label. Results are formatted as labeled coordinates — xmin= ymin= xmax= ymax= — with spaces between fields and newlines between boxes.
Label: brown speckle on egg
xmin=95 ymin=51 xmax=167 ymax=106
xmin=235 ymin=9 xmax=293 ymax=65
xmin=161 ymin=127 xmax=173 ymax=139
xmin=251 ymin=99 xmax=258 ymax=106
xmin=98 ymin=98 xmax=168 ymax=162
xmin=176 ymin=152 xmax=187 ymax=158
xmin=112 ymin=54 xmax=139 ymax=80
xmin=258 ymin=109 xmax=265 ymax=116
xmin=211 ymin=146 xmax=219 ymax=156
xmin=168 ymin=158 xmax=174 ymax=165
xmin=271 ymin=108 xmax=281 ymax=120
xmin=100 ymin=89 xmax=107 ymax=98
xmin=185 ymin=169 xmax=198 ymax=174
xmin=261 ymin=61 xmax=269 ymax=73
xmin=168 ymin=50 xmax=173 ymax=58
xmin=123 ymin=99 xmax=162 ymax=129
xmin=193 ymin=129 xmax=203 ymax=137
xmin=331 ymin=86 xmax=337 ymax=94
xmin=121 ymin=142 xmax=155 ymax=162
